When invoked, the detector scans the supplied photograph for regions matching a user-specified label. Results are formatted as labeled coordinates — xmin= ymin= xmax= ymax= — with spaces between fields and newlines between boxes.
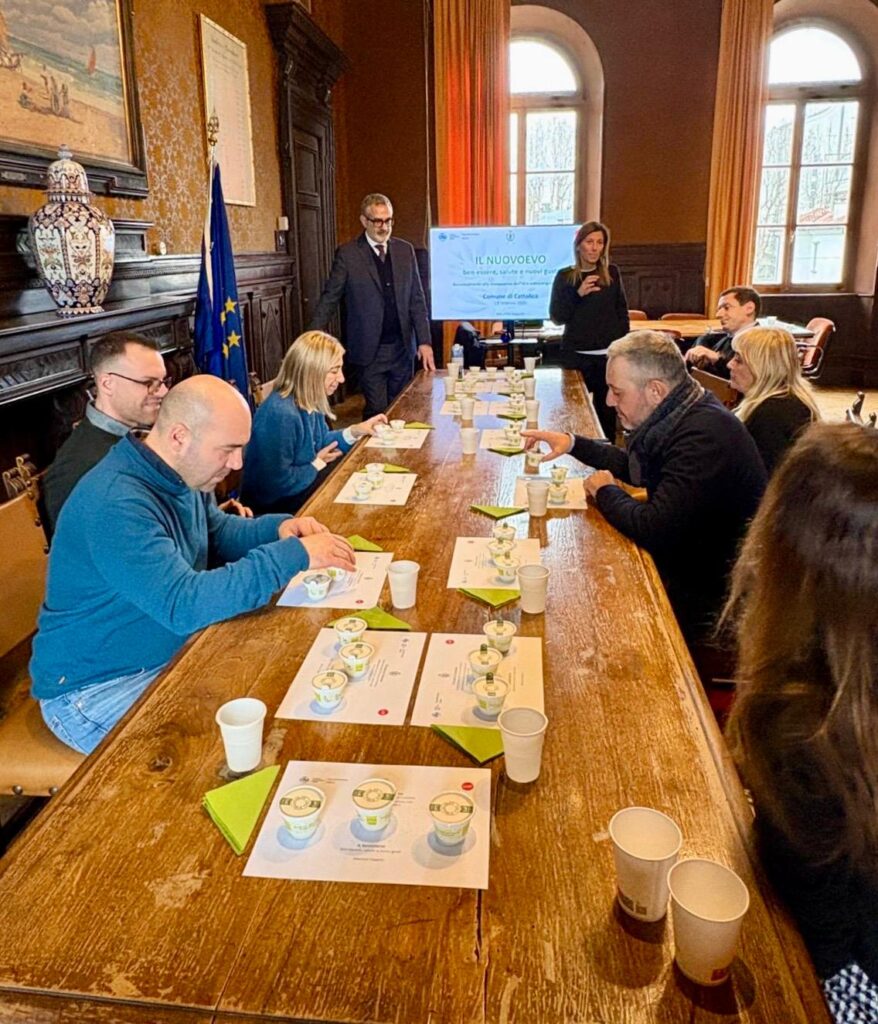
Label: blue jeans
xmin=40 ymin=666 xmax=164 ymax=754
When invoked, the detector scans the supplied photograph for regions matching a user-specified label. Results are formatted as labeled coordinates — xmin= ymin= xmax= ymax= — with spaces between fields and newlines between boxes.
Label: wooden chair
xmin=0 ymin=463 xmax=84 ymax=796
xmin=798 ymin=317 xmax=835 ymax=381
xmin=661 ymin=313 xmax=708 ymax=321
xmin=691 ymin=368 xmax=739 ymax=410
xmin=846 ymin=393 xmax=877 ymax=428
xmin=628 ymin=310 xmax=647 ymax=321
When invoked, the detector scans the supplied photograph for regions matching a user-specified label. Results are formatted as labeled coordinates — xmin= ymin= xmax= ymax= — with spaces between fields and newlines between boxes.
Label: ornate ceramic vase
xmin=28 ymin=146 xmax=115 ymax=317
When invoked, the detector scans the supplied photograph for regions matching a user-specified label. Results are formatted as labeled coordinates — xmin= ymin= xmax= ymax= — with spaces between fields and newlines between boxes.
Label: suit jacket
xmin=309 ymin=234 xmax=430 ymax=366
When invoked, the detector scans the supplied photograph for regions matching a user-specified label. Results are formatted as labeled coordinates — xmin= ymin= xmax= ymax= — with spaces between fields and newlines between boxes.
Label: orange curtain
xmin=704 ymin=0 xmax=773 ymax=311
xmin=434 ymin=0 xmax=510 ymax=358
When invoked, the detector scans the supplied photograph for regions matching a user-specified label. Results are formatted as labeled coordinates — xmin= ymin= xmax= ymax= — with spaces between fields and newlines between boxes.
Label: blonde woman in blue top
xmin=242 ymin=330 xmax=386 ymax=513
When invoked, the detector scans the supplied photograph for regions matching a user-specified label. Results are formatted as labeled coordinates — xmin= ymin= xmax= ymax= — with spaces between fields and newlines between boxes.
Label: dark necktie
xmin=376 ymin=244 xmax=386 ymax=262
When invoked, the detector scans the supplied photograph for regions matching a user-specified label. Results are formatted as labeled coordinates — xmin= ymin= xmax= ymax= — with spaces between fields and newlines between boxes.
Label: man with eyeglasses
xmin=42 ymin=332 xmax=173 ymax=535
xmin=310 ymin=192 xmax=435 ymax=419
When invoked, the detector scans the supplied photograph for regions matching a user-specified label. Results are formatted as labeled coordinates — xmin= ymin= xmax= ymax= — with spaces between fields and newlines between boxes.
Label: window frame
xmin=755 ymin=20 xmax=870 ymax=294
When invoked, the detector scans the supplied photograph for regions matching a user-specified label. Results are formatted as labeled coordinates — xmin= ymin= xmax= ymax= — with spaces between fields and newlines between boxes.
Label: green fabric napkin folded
xmin=458 ymin=587 xmax=520 ymax=608
xmin=488 ymin=446 xmax=524 ymax=456
xmin=470 ymin=504 xmax=526 ymax=519
xmin=432 ymin=724 xmax=504 ymax=765
xmin=404 ymin=421 xmax=434 ymax=429
xmin=496 ymin=411 xmax=526 ymax=420
xmin=330 ymin=607 xmax=411 ymax=631
xmin=347 ymin=534 xmax=383 ymax=551
xmin=203 ymin=764 xmax=280 ymax=856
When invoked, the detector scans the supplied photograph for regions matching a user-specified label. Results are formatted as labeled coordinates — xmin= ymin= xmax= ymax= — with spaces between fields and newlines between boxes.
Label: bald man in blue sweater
xmin=31 ymin=376 xmax=355 ymax=754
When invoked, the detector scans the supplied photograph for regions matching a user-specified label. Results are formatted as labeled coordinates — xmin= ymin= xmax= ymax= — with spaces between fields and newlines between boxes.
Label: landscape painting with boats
xmin=0 ymin=0 xmax=132 ymax=168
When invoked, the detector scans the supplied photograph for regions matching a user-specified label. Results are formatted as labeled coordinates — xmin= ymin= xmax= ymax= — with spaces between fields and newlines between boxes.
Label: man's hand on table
xmin=418 ymin=344 xmax=436 ymax=372
xmin=584 ymin=470 xmax=616 ymax=498
xmin=278 ymin=516 xmax=330 ymax=540
xmin=521 ymin=429 xmax=574 ymax=461
xmin=299 ymin=533 xmax=356 ymax=572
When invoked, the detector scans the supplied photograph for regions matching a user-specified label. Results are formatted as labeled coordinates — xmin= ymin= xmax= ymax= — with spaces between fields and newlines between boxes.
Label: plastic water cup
xmin=668 ymin=859 xmax=750 ymax=986
xmin=387 ymin=559 xmax=420 ymax=609
xmin=460 ymin=396 xmax=475 ymax=422
xmin=525 ymin=399 xmax=539 ymax=424
xmin=526 ymin=478 xmax=550 ymax=517
xmin=215 ymin=697 xmax=266 ymax=773
xmin=448 ymin=362 xmax=462 ymax=379
xmin=524 ymin=356 xmax=537 ymax=372
xmin=523 ymin=377 xmax=536 ymax=399
xmin=498 ymin=706 xmax=548 ymax=783
xmin=608 ymin=807 xmax=683 ymax=922
xmin=461 ymin=427 xmax=479 ymax=455
xmin=517 ymin=564 xmax=550 ymax=613
xmin=444 ymin=376 xmax=457 ymax=398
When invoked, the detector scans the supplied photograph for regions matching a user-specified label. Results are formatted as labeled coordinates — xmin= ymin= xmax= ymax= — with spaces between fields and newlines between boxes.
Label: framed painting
xmin=0 ymin=0 xmax=148 ymax=197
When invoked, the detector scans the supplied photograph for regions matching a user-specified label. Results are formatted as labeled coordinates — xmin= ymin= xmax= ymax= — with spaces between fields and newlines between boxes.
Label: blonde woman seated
xmin=728 ymin=326 xmax=821 ymax=476
xmin=241 ymin=331 xmax=386 ymax=513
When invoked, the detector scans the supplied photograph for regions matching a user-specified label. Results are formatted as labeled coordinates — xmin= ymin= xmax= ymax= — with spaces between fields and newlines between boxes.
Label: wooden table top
xmin=0 ymin=370 xmax=829 ymax=1024
xmin=538 ymin=319 xmax=813 ymax=341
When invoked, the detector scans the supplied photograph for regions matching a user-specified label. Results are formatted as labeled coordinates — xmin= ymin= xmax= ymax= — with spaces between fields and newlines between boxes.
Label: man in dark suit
xmin=310 ymin=193 xmax=435 ymax=418
xmin=684 ymin=285 xmax=760 ymax=380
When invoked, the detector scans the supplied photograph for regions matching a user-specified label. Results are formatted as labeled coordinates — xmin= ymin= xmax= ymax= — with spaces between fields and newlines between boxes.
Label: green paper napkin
xmin=404 ymin=421 xmax=434 ymax=429
xmin=488 ymin=446 xmax=525 ymax=457
xmin=470 ymin=504 xmax=526 ymax=519
xmin=330 ymin=607 xmax=411 ymax=631
xmin=496 ymin=411 xmax=526 ymax=421
xmin=432 ymin=725 xmax=504 ymax=765
xmin=203 ymin=764 xmax=280 ymax=856
xmin=458 ymin=587 xmax=520 ymax=608
xmin=382 ymin=463 xmax=410 ymax=473
xmin=347 ymin=534 xmax=383 ymax=552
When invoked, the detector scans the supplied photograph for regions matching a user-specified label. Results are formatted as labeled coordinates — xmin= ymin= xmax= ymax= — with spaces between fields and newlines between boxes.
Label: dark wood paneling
xmin=613 ymin=243 xmax=707 ymax=317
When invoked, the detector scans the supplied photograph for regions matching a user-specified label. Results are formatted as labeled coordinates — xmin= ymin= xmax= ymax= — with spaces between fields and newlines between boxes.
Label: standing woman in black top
xmin=549 ymin=221 xmax=629 ymax=437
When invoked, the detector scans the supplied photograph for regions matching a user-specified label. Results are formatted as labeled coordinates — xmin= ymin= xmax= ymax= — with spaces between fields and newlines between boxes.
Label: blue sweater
xmin=31 ymin=436 xmax=309 ymax=699
xmin=241 ymin=392 xmax=353 ymax=508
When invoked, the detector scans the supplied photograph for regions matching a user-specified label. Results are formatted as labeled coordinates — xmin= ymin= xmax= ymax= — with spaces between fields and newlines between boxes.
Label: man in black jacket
xmin=523 ymin=330 xmax=767 ymax=646
xmin=684 ymin=285 xmax=760 ymax=380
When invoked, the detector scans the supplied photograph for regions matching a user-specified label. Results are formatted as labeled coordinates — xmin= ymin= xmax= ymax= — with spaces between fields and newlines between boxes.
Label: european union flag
xmin=194 ymin=161 xmax=251 ymax=403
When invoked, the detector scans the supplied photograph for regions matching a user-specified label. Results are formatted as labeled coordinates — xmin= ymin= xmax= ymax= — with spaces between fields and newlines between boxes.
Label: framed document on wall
xmin=199 ymin=15 xmax=256 ymax=206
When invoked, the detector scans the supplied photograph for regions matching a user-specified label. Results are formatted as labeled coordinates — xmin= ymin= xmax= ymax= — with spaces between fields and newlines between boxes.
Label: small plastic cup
xmin=303 ymin=572 xmax=331 ymax=599
xmin=526 ymin=447 xmax=543 ymax=470
xmin=366 ymin=470 xmax=384 ymax=489
xmin=334 ymin=616 xmax=367 ymax=646
xmin=390 ymin=419 xmax=405 ymax=432
xmin=495 ymin=554 xmax=520 ymax=583
xmin=668 ymin=858 xmax=750 ymax=986
xmin=279 ymin=785 xmax=325 ymax=840
xmin=339 ymin=640 xmax=375 ymax=679
xmin=460 ymin=397 xmax=475 ymax=422
xmin=518 ymin=564 xmax=550 ymax=613
xmin=461 ymin=427 xmax=479 ymax=455
xmin=429 ymin=791 xmax=475 ymax=846
xmin=387 ymin=559 xmax=419 ymax=609
xmin=525 ymin=399 xmax=540 ymax=424
xmin=352 ymin=777 xmax=397 ymax=831
xmin=524 ymin=356 xmax=537 ymax=372
xmin=473 ymin=672 xmax=509 ymax=717
xmin=498 ymin=706 xmax=548 ymax=783
xmin=526 ymin=479 xmax=550 ymax=517
xmin=366 ymin=462 xmax=384 ymax=475
xmin=468 ymin=643 xmax=504 ymax=677
xmin=311 ymin=669 xmax=349 ymax=710
xmin=215 ymin=697 xmax=266 ymax=773
xmin=550 ymin=465 xmax=568 ymax=483
xmin=487 ymin=537 xmax=515 ymax=563
xmin=548 ymin=483 xmax=568 ymax=505
xmin=486 ymin=366 xmax=499 ymax=381
xmin=492 ymin=522 xmax=516 ymax=542
xmin=483 ymin=617 xmax=517 ymax=653
xmin=354 ymin=479 xmax=372 ymax=500
xmin=608 ymin=806 xmax=683 ymax=923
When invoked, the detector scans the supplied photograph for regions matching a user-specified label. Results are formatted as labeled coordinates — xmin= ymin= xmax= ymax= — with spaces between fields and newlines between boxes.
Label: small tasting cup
xmin=483 ymin=617 xmax=517 ymax=653
xmin=339 ymin=640 xmax=375 ymax=679
xmin=473 ymin=673 xmax=509 ymax=718
xmin=352 ymin=777 xmax=397 ymax=831
xmin=311 ymin=669 xmax=349 ymax=710
xmin=303 ymin=572 xmax=331 ymax=599
xmin=429 ymin=791 xmax=475 ymax=846
xmin=334 ymin=616 xmax=368 ymax=645
xmin=279 ymin=785 xmax=325 ymax=840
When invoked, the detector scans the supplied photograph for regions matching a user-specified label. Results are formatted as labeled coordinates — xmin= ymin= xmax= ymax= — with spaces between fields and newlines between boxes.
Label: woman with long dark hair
xmin=548 ymin=220 xmax=629 ymax=436
xmin=726 ymin=423 xmax=878 ymax=1022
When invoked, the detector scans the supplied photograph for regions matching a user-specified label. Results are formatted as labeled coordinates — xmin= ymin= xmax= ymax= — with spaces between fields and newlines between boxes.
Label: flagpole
xmin=203 ymin=112 xmax=219 ymax=306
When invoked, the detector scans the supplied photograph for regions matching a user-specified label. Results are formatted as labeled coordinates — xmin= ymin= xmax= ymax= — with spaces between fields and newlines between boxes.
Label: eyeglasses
xmin=364 ymin=216 xmax=394 ymax=228
xmin=107 ymin=371 xmax=172 ymax=394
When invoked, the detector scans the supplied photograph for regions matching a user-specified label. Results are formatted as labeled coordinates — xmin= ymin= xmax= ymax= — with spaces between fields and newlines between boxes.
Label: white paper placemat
xmin=276 ymin=628 xmax=427 ymax=724
xmin=513 ymin=475 xmax=588 ymax=510
xmin=244 ymin=760 xmax=491 ymax=890
xmin=411 ymin=633 xmax=544 ymax=728
xmin=365 ymin=430 xmax=430 ymax=450
xmin=446 ymin=536 xmax=542 ymax=589
xmin=277 ymin=552 xmax=393 ymax=608
xmin=334 ymin=473 xmax=417 ymax=506
xmin=440 ymin=399 xmax=490 ymax=417
xmin=479 ymin=428 xmax=524 ymax=452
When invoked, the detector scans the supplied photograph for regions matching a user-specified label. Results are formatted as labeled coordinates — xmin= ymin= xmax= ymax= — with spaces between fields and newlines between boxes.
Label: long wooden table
xmin=0 ymin=370 xmax=830 ymax=1023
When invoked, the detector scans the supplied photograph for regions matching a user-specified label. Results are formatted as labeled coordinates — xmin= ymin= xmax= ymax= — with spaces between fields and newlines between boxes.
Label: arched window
xmin=509 ymin=38 xmax=583 ymax=225
xmin=753 ymin=24 xmax=864 ymax=290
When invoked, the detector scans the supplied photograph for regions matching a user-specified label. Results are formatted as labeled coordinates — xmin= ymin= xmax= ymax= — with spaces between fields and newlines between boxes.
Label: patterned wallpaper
xmin=0 ymin=0 xmax=282 ymax=255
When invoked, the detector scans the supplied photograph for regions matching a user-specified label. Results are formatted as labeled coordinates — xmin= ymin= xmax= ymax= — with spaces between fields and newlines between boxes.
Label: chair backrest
xmin=691 ymin=368 xmax=740 ymax=410
xmin=801 ymin=317 xmax=835 ymax=379
xmin=661 ymin=313 xmax=708 ymax=321
xmin=0 ymin=485 xmax=48 ymax=659
xmin=628 ymin=310 xmax=647 ymax=321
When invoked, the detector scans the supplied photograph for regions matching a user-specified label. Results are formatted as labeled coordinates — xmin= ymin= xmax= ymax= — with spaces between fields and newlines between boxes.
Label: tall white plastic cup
xmin=443 ymin=375 xmax=457 ymax=398
xmin=526 ymin=478 xmax=550 ymax=517
xmin=525 ymin=399 xmax=539 ymax=423
xmin=461 ymin=427 xmax=479 ymax=455
xmin=448 ymin=361 xmax=462 ymax=379
xmin=387 ymin=560 xmax=420 ymax=609
xmin=517 ymin=564 xmax=550 ymax=613
xmin=498 ymin=706 xmax=548 ymax=783
xmin=668 ymin=859 xmax=750 ymax=986
xmin=524 ymin=356 xmax=538 ymax=372
xmin=608 ymin=806 xmax=683 ymax=922
xmin=215 ymin=697 xmax=267 ymax=773
xmin=523 ymin=377 xmax=536 ymax=398
xmin=460 ymin=396 xmax=475 ymax=422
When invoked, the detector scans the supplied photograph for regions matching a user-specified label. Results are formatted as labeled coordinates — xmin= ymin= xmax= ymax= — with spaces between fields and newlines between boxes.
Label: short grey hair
xmin=607 ymin=330 xmax=687 ymax=388
xmin=361 ymin=193 xmax=392 ymax=215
